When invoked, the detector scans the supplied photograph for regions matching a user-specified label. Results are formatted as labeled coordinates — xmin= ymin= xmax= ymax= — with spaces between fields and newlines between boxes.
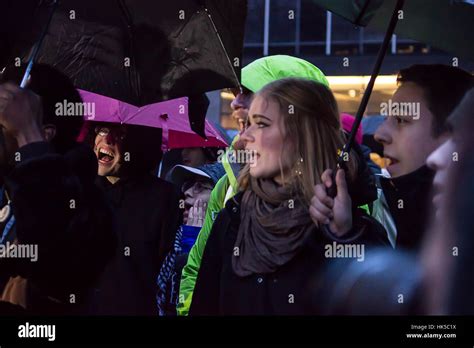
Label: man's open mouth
xmin=98 ymin=148 xmax=115 ymax=163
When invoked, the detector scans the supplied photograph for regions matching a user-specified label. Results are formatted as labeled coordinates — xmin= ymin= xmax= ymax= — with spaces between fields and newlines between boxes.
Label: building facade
xmin=214 ymin=0 xmax=474 ymax=131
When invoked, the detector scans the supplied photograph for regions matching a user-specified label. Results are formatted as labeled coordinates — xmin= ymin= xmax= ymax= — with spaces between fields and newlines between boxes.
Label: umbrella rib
xmin=203 ymin=7 xmax=242 ymax=92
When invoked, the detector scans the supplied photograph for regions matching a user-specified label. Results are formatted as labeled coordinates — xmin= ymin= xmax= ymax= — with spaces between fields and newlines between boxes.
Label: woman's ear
xmin=42 ymin=124 xmax=57 ymax=142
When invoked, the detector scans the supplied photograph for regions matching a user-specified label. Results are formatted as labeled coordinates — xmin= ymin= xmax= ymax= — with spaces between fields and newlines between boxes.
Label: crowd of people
xmin=0 ymin=55 xmax=473 ymax=316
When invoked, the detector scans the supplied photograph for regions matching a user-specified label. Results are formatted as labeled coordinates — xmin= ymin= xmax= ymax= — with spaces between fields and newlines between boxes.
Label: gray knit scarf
xmin=232 ymin=177 xmax=316 ymax=277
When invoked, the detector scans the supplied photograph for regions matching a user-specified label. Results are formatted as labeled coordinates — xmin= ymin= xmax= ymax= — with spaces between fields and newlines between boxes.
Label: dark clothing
xmin=156 ymin=224 xmax=200 ymax=316
xmin=310 ymin=248 xmax=422 ymax=315
xmin=92 ymin=174 xmax=180 ymax=315
xmin=190 ymin=191 xmax=389 ymax=316
xmin=0 ymin=141 xmax=115 ymax=315
xmin=347 ymin=141 xmax=378 ymax=207
xmin=380 ymin=165 xmax=434 ymax=250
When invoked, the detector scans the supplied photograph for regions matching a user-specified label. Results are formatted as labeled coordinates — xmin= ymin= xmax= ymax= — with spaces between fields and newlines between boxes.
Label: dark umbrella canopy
xmin=1 ymin=0 xmax=247 ymax=136
xmin=313 ymin=0 xmax=474 ymax=61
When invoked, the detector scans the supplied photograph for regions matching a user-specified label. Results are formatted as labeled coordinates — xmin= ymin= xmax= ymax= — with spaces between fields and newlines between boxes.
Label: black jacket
xmin=0 ymin=141 xmax=115 ymax=315
xmin=379 ymin=165 xmax=434 ymax=250
xmin=345 ymin=135 xmax=378 ymax=207
xmin=190 ymin=191 xmax=390 ymax=316
xmin=92 ymin=174 xmax=180 ymax=315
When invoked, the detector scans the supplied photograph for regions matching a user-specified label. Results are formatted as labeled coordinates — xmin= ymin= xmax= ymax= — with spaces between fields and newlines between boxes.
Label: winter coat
xmin=156 ymin=224 xmax=200 ymax=316
xmin=190 ymin=191 xmax=390 ymax=316
xmin=372 ymin=165 xmax=435 ymax=250
xmin=179 ymin=138 xmax=380 ymax=315
xmin=92 ymin=174 xmax=180 ymax=315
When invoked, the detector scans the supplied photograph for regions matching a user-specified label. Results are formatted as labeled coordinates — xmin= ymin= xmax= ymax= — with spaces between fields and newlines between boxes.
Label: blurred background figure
xmin=308 ymin=249 xmax=421 ymax=315
xmin=340 ymin=113 xmax=381 ymax=176
xmin=422 ymin=88 xmax=474 ymax=315
xmin=181 ymin=147 xmax=221 ymax=168
xmin=361 ymin=115 xmax=388 ymax=171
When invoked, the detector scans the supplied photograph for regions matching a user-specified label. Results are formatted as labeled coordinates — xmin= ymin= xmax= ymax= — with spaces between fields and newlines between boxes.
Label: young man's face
xmin=374 ymin=82 xmax=446 ymax=178
xmin=94 ymin=125 xmax=126 ymax=177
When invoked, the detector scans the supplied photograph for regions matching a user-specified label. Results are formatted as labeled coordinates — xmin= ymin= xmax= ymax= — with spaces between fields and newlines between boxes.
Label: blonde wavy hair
xmin=238 ymin=77 xmax=357 ymax=205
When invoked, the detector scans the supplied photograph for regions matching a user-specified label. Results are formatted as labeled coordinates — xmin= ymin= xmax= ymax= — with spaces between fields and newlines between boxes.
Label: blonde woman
xmin=190 ymin=78 xmax=389 ymax=315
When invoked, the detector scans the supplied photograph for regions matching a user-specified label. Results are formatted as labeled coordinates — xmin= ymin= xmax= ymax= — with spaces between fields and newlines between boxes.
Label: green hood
xmin=241 ymin=55 xmax=329 ymax=93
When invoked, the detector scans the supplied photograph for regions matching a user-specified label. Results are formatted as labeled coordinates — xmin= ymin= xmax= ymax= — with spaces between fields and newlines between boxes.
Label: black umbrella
xmin=1 ymin=0 xmax=247 ymax=136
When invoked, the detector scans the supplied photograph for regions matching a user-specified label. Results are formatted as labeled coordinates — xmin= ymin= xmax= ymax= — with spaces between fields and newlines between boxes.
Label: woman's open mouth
xmin=245 ymin=149 xmax=260 ymax=166
xmin=98 ymin=148 xmax=115 ymax=164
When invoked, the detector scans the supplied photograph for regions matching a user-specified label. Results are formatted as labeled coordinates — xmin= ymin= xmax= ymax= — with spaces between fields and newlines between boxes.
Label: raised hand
xmin=186 ymin=199 xmax=207 ymax=228
xmin=0 ymin=82 xmax=44 ymax=147
xmin=309 ymin=169 xmax=352 ymax=237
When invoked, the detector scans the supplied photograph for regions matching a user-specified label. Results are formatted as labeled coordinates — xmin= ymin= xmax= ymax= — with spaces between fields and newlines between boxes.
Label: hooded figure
xmin=86 ymin=123 xmax=181 ymax=315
